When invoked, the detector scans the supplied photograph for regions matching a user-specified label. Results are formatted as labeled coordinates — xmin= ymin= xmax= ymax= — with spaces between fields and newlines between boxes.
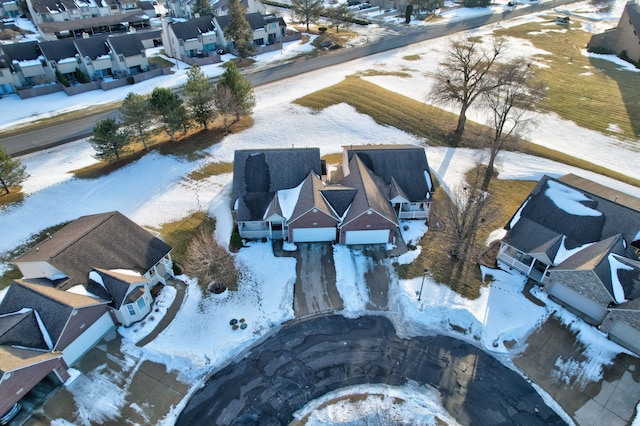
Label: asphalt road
xmin=176 ymin=315 xmax=566 ymax=425
xmin=0 ymin=0 xmax=578 ymax=156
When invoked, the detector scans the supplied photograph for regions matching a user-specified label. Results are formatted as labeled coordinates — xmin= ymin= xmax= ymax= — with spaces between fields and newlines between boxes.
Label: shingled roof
xmin=0 ymin=345 xmax=62 ymax=374
xmin=86 ymin=268 xmax=147 ymax=309
xmin=14 ymin=211 xmax=172 ymax=289
xmin=168 ymin=16 xmax=215 ymax=40
xmin=215 ymin=11 xmax=265 ymax=32
xmin=288 ymin=172 xmax=340 ymax=223
xmin=232 ymin=149 xmax=322 ymax=222
xmin=344 ymin=145 xmax=433 ymax=203
xmin=0 ymin=280 xmax=106 ymax=349
xmin=339 ymin=155 xmax=399 ymax=227
xmin=39 ymin=37 xmax=78 ymax=62
xmin=0 ymin=309 xmax=51 ymax=351
xmin=0 ymin=40 xmax=40 ymax=61
xmin=107 ymin=33 xmax=145 ymax=57
xmin=74 ymin=35 xmax=110 ymax=60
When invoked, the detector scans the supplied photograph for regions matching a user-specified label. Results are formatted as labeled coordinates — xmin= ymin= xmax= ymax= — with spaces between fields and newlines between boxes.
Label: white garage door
xmin=548 ymin=282 xmax=607 ymax=323
xmin=609 ymin=321 xmax=640 ymax=355
xmin=62 ymin=312 xmax=115 ymax=366
xmin=345 ymin=229 xmax=390 ymax=245
xmin=292 ymin=227 xmax=336 ymax=243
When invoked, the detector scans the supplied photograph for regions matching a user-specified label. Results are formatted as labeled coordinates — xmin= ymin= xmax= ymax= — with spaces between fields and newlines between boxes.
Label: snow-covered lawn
xmin=1 ymin=0 xmax=638 ymax=423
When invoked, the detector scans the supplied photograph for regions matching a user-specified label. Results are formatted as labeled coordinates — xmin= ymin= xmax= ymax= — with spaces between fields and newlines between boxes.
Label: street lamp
xmin=418 ymin=268 xmax=428 ymax=301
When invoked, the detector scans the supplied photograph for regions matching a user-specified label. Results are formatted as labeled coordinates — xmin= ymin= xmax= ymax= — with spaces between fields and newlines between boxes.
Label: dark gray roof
xmin=38 ymin=38 xmax=78 ymax=62
xmin=344 ymin=145 xmax=432 ymax=202
xmin=0 ymin=41 xmax=40 ymax=61
xmin=107 ymin=33 xmax=145 ymax=57
xmin=288 ymin=172 xmax=339 ymax=223
xmin=0 ymin=54 xmax=10 ymax=69
xmin=14 ymin=211 xmax=172 ymax=289
xmin=139 ymin=0 xmax=155 ymax=10
xmin=339 ymin=155 xmax=399 ymax=227
xmin=169 ymin=16 xmax=215 ymax=40
xmin=321 ymin=185 xmax=357 ymax=218
xmin=0 ymin=280 xmax=104 ymax=348
xmin=74 ymin=35 xmax=110 ymax=60
xmin=215 ymin=11 xmax=265 ymax=32
xmin=0 ymin=309 xmax=50 ymax=351
xmin=625 ymin=1 xmax=640 ymax=36
xmin=30 ymin=0 xmax=78 ymax=14
xmin=37 ymin=11 xmax=148 ymax=34
xmin=135 ymin=29 xmax=162 ymax=41
xmin=232 ymin=149 xmax=322 ymax=222
xmin=86 ymin=268 xmax=147 ymax=309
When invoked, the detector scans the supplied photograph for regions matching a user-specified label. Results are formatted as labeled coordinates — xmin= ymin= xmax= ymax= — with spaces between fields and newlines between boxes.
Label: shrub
xmin=75 ymin=68 xmax=90 ymax=84
xmin=230 ymin=227 xmax=243 ymax=252
xmin=127 ymin=76 xmax=135 ymax=84
xmin=319 ymin=26 xmax=327 ymax=33
xmin=56 ymin=70 xmax=70 ymax=87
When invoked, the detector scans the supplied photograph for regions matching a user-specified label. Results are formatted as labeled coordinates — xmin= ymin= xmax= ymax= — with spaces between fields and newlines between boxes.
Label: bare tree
xmin=429 ymin=36 xmax=505 ymax=134
xmin=182 ymin=227 xmax=239 ymax=295
xmin=480 ymin=57 xmax=545 ymax=191
xmin=213 ymin=84 xmax=239 ymax=134
xmin=439 ymin=165 xmax=498 ymax=260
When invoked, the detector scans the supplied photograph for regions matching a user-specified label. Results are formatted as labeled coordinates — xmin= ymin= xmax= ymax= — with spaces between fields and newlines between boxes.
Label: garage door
xmin=608 ymin=320 xmax=640 ymax=355
xmin=345 ymin=229 xmax=390 ymax=245
xmin=292 ymin=227 xmax=336 ymax=243
xmin=62 ymin=312 xmax=115 ymax=366
xmin=548 ymin=282 xmax=607 ymax=323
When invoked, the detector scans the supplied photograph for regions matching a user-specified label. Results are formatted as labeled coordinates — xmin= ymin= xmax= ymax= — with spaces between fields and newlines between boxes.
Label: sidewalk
xmin=20 ymin=279 xmax=190 ymax=426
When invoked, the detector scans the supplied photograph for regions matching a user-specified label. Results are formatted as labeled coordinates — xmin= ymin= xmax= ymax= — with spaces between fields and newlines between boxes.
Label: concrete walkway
xmin=137 ymin=279 xmax=187 ymax=347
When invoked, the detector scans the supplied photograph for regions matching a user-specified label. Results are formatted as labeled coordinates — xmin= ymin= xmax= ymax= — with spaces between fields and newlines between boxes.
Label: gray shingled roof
xmin=74 ymin=35 xmax=110 ymax=60
xmin=169 ymin=16 xmax=215 ymax=40
xmin=14 ymin=211 xmax=172 ymax=289
xmin=0 ymin=280 xmax=104 ymax=348
xmin=625 ymin=1 xmax=640 ymax=36
xmin=38 ymin=38 xmax=78 ymax=62
xmin=232 ymin=149 xmax=322 ymax=222
xmin=321 ymin=185 xmax=357 ymax=218
xmin=1 ymin=41 xmax=40 ymax=61
xmin=215 ymin=11 xmax=265 ymax=32
xmin=344 ymin=145 xmax=432 ymax=203
xmin=339 ymin=155 xmax=399 ymax=227
xmin=87 ymin=268 xmax=147 ymax=309
xmin=0 ymin=309 xmax=50 ymax=351
xmin=288 ymin=172 xmax=339 ymax=223
xmin=107 ymin=33 xmax=145 ymax=57
xmin=37 ymin=11 xmax=148 ymax=34
xmin=30 ymin=0 xmax=78 ymax=14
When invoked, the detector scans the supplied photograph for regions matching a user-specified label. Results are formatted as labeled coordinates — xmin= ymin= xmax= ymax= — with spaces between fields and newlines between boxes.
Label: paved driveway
xmin=176 ymin=315 xmax=565 ymax=425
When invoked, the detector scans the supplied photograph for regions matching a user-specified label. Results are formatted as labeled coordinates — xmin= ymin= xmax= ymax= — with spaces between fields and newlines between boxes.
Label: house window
xmin=137 ymin=296 xmax=146 ymax=310
xmin=127 ymin=304 xmax=136 ymax=316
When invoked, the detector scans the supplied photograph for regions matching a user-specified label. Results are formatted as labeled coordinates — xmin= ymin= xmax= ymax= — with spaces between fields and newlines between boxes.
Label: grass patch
xmin=294 ymin=75 xmax=640 ymax=188
xmin=148 ymin=56 xmax=175 ymax=68
xmin=356 ymin=69 xmax=412 ymax=78
xmin=494 ymin=17 xmax=640 ymax=141
xmin=0 ymin=188 xmax=25 ymax=207
xmin=188 ymin=162 xmax=234 ymax=180
xmin=148 ymin=212 xmax=215 ymax=268
xmin=0 ymin=222 xmax=69 ymax=290
xmin=403 ymin=54 xmax=421 ymax=61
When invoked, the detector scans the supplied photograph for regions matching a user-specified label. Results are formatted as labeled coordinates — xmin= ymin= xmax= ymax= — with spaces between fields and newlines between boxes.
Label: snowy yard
xmin=1 ymin=0 xmax=639 ymax=423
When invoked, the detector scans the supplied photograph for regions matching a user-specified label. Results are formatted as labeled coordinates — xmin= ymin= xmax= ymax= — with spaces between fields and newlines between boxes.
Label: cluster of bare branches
xmin=182 ymin=227 xmax=239 ymax=295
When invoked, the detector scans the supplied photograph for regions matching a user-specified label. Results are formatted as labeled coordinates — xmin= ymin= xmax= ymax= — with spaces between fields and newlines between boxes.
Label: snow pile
xmin=334 ymin=245 xmax=370 ymax=315
xmin=294 ymin=383 xmax=460 ymax=425
xmin=118 ymin=285 xmax=177 ymax=344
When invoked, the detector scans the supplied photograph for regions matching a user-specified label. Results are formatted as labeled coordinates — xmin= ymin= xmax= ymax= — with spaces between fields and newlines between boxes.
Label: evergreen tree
xmin=225 ymin=0 xmax=255 ymax=59
xmin=184 ymin=64 xmax=216 ymax=129
xmin=120 ymin=92 xmax=152 ymax=149
xmin=291 ymin=0 xmax=324 ymax=32
xmin=218 ymin=62 xmax=255 ymax=119
xmin=149 ymin=87 xmax=189 ymax=141
xmin=192 ymin=0 xmax=212 ymax=17
xmin=0 ymin=146 xmax=29 ymax=195
xmin=89 ymin=118 xmax=131 ymax=161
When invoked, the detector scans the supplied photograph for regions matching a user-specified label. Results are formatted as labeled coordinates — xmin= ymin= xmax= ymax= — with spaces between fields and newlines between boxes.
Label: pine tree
xmin=0 ymin=146 xmax=29 ymax=195
xmin=225 ymin=0 xmax=255 ymax=59
xmin=184 ymin=64 xmax=216 ymax=129
xmin=218 ymin=62 xmax=255 ymax=120
xmin=89 ymin=118 xmax=131 ymax=161
xmin=149 ymin=87 xmax=189 ymax=141
xmin=120 ymin=92 xmax=152 ymax=149
xmin=192 ymin=0 xmax=212 ymax=17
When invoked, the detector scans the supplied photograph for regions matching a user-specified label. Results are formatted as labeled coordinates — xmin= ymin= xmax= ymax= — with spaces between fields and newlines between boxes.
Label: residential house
xmin=496 ymin=174 xmax=640 ymax=354
xmin=161 ymin=16 xmax=218 ymax=61
xmin=0 ymin=310 xmax=71 ymax=416
xmin=0 ymin=41 xmax=51 ymax=89
xmin=232 ymin=145 xmax=433 ymax=245
xmin=106 ymin=32 xmax=148 ymax=75
xmin=588 ymin=0 xmax=640 ymax=64
xmin=13 ymin=211 xmax=174 ymax=289
xmin=166 ymin=0 xmax=265 ymax=20
xmin=0 ymin=279 xmax=114 ymax=366
xmin=84 ymin=268 xmax=154 ymax=327
xmin=38 ymin=38 xmax=83 ymax=83
xmin=35 ymin=11 xmax=151 ymax=40
xmin=213 ymin=11 xmax=285 ymax=50
xmin=74 ymin=34 xmax=114 ymax=79
xmin=0 ymin=0 xmax=21 ymax=17
xmin=0 ymin=54 xmax=14 ymax=94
